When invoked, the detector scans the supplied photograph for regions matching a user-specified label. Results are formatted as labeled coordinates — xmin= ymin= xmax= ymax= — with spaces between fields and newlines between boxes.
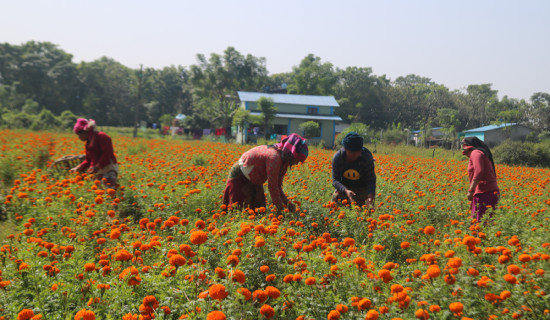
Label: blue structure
xmin=236 ymin=91 xmax=342 ymax=147
xmin=459 ymin=123 xmax=534 ymax=146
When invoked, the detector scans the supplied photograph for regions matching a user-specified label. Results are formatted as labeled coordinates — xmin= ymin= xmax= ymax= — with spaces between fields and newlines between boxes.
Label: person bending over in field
xmin=461 ymin=136 xmax=499 ymax=223
xmin=223 ymin=133 xmax=308 ymax=212
xmin=70 ymin=118 xmax=119 ymax=188
xmin=331 ymin=132 xmax=376 ymax=209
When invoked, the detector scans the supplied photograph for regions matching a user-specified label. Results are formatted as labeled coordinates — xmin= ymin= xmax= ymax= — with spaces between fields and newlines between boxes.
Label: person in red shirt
xmin=461 ymin=136 xmax=499 ymax=223
xmin=70 ymin=118 xmax=118 ymax=188
xmin=223 ymin=133 xmax=308 ymax=212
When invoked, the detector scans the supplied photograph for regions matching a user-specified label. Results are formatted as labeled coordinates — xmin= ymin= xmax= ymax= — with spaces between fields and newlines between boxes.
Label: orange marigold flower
xmin=426 ymin=265 xmax=441 ymax=278
xmin=190 ymin=230 xmax=208 ymax=245
xmin=424 ymin=226 xmax=435 ymax=235
xmin=503 ymin=274 xmax=517 ymax=284
xmin=500 ymin=290 xmax=512 ymax=300
xmin=415 ymin=309 xmax=429 ymax=319
xmin=236 ymin=287 xmax=251 ymax=300
xmin=230 ymin=269 xmax=246 ymax=284
xmin=507 ymin=264 xmax=521 ymax=275
xmin=253 ymin=290 xmax=268 ymax=303
xmin=305 ymin=277 xmax=316 ymax=285
xmin=209 ymin=284 xmax=228 ymax=300
xmin=17 ymin=309 xmax=35 ymax=320
xmin=283 ymin=274 xmax=294 ymax=283
xmin=265 ymin=286 xmax=280 ymax=299
xmin=343 ymin=238 xmax=355 ymax=247
xmin=260 ymin=265 xmax=270 ymax=273
xmin=74 ymin=309 xmax=95 ymax=320
xmin=206 ymin=310 xmax=226 ymax=320
xmin=449 ymin=302 xmax=463 ymax=314
xmin=226 ymin=255 xmax=240 ymax=267
xmin=358 ymin=298 xmax=372 ymax=311
xmin=518 ymin=254 xmax=531 ymax=263
xmin=466 ymin=268 xmax=479 ymax=276
xmin=115 ymin=249 xmax=133 ymax=261
xmin=447 ymin=257 xmax=462 ymax=268
xmin=259 ymin=304 xmax=275 ymax=319
xmin=391 ymin=284 xmax=404 ymax=293
xmin=195 ymin=219 xmax=205 ymax=229
xmin=143 ymin=295 xmax=159 ymax=309
xmin=255 ymin=237 xmax=266 ymax=248
xmin=400 ymin=241 xmax=410 ymax=249
xmin=378 ymin=269 xmax=393 ymax=283
xmin=84 ymin=263 xmax=95 ymax=272
xmin=336 ymin=304 xmax=348 ymax=313
xmin=429 ymin=305 xmax=441 ymax=312
xmin=353 ymin=257 xmax=366 ymax=267
xmin=364 ymin=309 xmax=379 ymax=320
xmin=169 ymin=254 xmax=186 ymax=267
xmin=328 ymin=310 xmax=341 ymax=320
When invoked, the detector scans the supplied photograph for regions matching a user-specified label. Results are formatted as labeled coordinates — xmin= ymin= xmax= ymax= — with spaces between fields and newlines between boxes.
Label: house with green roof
xmin=236 ymin=91 xmax=342 ymax=147
xmin=458 ymin=123 xmax=534 ymax=146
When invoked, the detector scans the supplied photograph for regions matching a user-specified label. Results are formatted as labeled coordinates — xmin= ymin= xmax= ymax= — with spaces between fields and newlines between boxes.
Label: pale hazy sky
xmin=2 ymin=0 xmax=549 ymax=100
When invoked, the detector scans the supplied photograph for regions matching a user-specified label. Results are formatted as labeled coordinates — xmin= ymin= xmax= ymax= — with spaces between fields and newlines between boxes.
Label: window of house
xmin=307 ymin=107 xmax=319 ymax=115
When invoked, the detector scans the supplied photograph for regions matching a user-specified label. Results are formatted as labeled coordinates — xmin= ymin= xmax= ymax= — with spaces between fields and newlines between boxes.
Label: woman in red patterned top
xmin=461 ymin=136 xmax=499 ymax=223
xmin=70 ymin=118 xmax=118 ymax=187
xmin=223 ymin=133 xmax=308 ymax=211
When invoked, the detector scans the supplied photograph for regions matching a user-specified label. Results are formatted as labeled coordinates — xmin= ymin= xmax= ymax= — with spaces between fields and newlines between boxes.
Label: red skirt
xmin=222 ymin=162 xmax=266 ymax=210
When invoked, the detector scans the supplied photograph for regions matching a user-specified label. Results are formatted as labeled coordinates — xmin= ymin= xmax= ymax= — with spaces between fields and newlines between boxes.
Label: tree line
xmin=1 ymin=41 xmax=549 ymax=142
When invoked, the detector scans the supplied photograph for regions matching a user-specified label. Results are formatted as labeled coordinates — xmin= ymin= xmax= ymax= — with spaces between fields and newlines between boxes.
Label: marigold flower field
xmin=1 ymin=130 xmax=549 ymax=320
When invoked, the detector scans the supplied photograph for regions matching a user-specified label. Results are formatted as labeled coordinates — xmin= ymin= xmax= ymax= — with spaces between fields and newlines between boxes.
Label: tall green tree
xmin=334 ymin=67 xmax=390 ymax=128
xmin=141 ymin=66 xmax=192 ymax=124
xmin=77 ymin=57 xmax=136 ymax=126
xmin=465 ymin=84 xmax=498 ymax=127
xmin=0 ymin=41 xmax=79 ymax=114
xmin=257 ymin=97 xmax=277 ymax=139
xmin=189 ymin=47 xmax=268 ymax=138
xmin=288 ymin=54 xmax=337 ymax=95
xmin=436 ymin=108 xmax=461 ymax=149
xmin=527 ymin=92 xmax=550 ymax=131
xmin=389 ymin=75 xmax=454 ymax=133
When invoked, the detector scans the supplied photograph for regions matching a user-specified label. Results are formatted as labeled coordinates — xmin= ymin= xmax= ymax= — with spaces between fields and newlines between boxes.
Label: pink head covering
xmin=73 ymin=118 xmax=96 ymax=133
xmin=73 ymin=118 xmax=88 ymax=133
xmin=276 ymin=133 xmax=308 ymax=163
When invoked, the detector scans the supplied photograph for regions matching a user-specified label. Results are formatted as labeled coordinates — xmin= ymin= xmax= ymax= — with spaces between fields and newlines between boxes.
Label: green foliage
xmin=159 ymin=114 xmax=173 ymax=127
xmin=58 ymin=110 xmax=79 ymax=130
xmin=2 ymin=111 xmax=37 ymax=129
xmin=0 ymin=158 xmax=16 ymax=188
xmin=126 ymin=143 xmax=148 ymax=156
xmin=21 ymin=99 xmax=40 ymax=114
xmin=32 ymin=146 xmax=51 ymax=169
xmin=2 ymin=41 xmax=550 ymax=145
xmin=31 ymin=108 xmax=62 ymax=131
xmin=257 ymin=97 xmax=276 ymax=139
xmin=298 ymin=121 xmax=320 ymax=139
xmin=334 ymin=123 xmax=376 ymax=147
xmin=493 ymin=139 xmax=550 ymax=168
xmin=383 ymin=123 xmax=407 ymax=144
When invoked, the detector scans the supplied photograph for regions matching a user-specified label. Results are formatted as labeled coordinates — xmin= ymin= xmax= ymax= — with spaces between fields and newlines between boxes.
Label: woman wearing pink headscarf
xmin=222 ymin=133 xmax=308 ymax=211
xmin=70 ymin=118 xmax=118 ymax=187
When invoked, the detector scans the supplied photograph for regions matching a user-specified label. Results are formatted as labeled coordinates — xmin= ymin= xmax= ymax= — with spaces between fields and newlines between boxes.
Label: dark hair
xmin=463 ymin=136 xmax=496 ymax=174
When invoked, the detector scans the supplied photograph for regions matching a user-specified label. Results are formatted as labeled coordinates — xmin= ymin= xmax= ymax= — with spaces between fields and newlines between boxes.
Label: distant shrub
xmin=383 ymin=123 xmax=407 ymax=145
xmin=334 ymin=123 xmax=377 ymax=148
xmin=493 ymin=139 xmax=550 ymax=168
xmin=299 ymin=121 xmax=320 ymax=139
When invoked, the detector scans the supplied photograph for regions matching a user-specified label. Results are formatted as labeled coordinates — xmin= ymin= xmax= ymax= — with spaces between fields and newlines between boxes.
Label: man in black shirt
xmin=331 ymin=132 xmax=376 ymax=208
